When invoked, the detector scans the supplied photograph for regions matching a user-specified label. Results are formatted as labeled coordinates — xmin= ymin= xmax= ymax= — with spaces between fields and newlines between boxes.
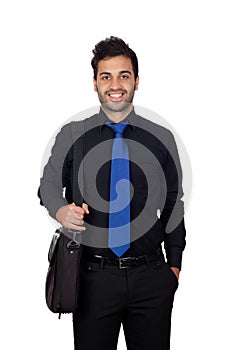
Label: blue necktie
xmin=105 ymin=121 xmax=130 ymax=257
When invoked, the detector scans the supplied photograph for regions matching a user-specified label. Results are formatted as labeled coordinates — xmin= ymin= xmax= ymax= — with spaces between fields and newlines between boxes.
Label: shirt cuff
xmin=47 ymin=198 xmax=69 ymax=219
xmin=165 ymin=247 xmax=184 ymax=270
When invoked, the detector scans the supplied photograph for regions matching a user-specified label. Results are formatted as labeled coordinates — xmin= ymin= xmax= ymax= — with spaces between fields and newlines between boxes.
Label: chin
xmin=102 ymin=102 xmax=132 ymax=113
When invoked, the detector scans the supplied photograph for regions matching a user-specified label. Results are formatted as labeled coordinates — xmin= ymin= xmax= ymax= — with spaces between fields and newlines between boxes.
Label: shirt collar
xmin=99 ymin=107 xmax=137 ymax=134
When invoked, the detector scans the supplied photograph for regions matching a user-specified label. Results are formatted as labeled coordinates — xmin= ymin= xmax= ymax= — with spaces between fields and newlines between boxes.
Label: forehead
xmin=97 ymin=55 xmax=133 ymax=75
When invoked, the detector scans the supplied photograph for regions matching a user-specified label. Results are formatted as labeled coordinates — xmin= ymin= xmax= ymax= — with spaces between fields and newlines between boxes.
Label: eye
xmin=102 ymin=76 xmax=110 ymax=81
xmin=121 ymin=75 xmax=129 ymax=80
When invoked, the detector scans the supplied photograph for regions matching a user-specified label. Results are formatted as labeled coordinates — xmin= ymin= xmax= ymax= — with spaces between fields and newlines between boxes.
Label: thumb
xmin=82 ymin=203 xmax=89 ymax=214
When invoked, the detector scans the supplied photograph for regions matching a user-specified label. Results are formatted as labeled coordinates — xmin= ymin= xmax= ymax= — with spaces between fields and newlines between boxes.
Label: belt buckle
xmin=119 ymin=257 xmax=132 ymax=269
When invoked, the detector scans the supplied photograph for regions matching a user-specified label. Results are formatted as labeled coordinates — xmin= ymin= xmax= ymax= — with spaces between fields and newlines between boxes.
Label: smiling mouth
xmin=108 ymin=93 xmax=124 ymax=98
xmin=106 ymin=91 xmax=126 ymax=102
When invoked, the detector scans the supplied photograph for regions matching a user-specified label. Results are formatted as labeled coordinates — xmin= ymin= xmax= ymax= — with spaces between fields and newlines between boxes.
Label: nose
xmin=109 ymin=77 xmax=123 ymax=91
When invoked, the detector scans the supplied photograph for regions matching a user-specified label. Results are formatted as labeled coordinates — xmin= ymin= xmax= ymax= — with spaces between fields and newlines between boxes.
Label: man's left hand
xmin=170 ymin=267 xmax=180 ymax=280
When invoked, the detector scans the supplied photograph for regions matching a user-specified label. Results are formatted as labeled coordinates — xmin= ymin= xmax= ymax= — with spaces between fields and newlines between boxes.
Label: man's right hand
xmin=56 ymin=203 xmax=89 ymax=231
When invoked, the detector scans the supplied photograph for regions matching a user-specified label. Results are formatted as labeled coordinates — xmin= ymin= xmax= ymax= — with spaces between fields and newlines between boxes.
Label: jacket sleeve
xmin=160 ymin=130 xmax=186 ymax=270
xmin=38 ymin=123 xmax=73 ymax=219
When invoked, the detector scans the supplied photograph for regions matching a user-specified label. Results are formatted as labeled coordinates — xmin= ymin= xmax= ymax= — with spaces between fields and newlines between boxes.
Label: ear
xmin=93 ymin=77 xmax=97 ymax=92
xmin=135 ymin=76 xmax=139 ymax=91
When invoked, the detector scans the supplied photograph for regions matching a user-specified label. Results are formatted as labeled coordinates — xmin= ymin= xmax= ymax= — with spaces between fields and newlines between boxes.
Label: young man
xmin=39 ymin=36 xmax=186 ymax=350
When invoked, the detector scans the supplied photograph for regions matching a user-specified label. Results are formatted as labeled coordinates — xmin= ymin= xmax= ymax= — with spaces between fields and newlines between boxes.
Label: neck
xmin=101 ymin=103 xmax=133 ymax=123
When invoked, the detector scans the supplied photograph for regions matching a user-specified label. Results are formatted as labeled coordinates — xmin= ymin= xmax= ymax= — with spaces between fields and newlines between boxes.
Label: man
xmin=39 ymin=36 xmax=186 ymax=350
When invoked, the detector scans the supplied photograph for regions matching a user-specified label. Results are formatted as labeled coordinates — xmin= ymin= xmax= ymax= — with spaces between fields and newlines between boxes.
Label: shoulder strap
xmin=71 ymin=120 xmax=85 ymax=207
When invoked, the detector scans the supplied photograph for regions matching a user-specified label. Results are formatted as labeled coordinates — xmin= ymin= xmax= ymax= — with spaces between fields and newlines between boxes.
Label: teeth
xmin=109 ymin=93 xmax=123 ymax=98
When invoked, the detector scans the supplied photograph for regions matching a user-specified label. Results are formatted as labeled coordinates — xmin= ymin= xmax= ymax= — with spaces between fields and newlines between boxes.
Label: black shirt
xmin=39 ymin=108 xmax=186 ymax=269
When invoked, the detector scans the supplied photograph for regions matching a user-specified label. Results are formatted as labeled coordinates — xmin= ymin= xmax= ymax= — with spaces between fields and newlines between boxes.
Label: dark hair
xmin=91 ymin=36 xmax=138 ymax=81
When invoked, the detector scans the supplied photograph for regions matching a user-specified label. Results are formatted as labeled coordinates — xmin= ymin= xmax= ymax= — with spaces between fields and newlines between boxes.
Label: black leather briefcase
xmin=45 ymin=228 xmax=83 ymax=317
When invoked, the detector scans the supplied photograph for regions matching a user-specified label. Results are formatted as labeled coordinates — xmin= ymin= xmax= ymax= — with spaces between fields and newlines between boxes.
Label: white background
xmin=1 ymin=0 xmax=232 ymax=349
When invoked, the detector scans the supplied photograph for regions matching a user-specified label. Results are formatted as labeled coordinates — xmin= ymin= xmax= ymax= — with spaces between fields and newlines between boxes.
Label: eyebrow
xmin=99 ymin=70 xmax=132 ymax=76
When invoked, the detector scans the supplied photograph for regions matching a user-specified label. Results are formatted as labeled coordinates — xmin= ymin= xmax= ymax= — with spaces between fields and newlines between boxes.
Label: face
xmin=93 ymin=55 xmax=139 ymax=113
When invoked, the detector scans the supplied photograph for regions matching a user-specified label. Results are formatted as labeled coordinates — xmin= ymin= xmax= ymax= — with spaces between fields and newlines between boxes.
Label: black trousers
xmin=73 ymin=257 xmax=178 ymax=350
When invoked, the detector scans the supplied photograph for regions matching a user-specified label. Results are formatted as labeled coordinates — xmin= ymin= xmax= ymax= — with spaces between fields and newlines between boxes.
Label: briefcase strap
xmin=71 ymin=120 xmax=85 ymax=207
xmin=65 ymin=120 xmax=85 ymax=243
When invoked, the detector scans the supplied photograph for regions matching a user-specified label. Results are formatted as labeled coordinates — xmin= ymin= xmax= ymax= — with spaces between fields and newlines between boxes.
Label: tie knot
xmin=105 ymin=121 xmax=128 ymax=137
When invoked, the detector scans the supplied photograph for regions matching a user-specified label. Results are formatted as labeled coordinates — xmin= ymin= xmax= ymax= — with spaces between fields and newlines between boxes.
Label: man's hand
xmin=170 ymin=267 xmax=180 ymax=280
xmin=56 ymin=203 xmax=89 ymax=231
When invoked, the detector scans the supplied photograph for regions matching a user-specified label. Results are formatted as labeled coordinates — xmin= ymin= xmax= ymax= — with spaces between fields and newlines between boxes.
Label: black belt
xmin=83 ymin=248 xmax=163 ymax=269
